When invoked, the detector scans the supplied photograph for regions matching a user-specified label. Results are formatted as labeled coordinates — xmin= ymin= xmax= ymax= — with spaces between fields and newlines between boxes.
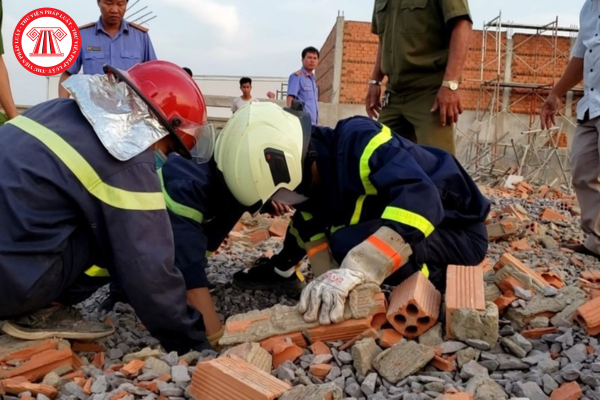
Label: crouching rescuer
xmin=224 ymin=102 xmax=491 ymax=325
xmin=0 ymin=60 xmax=217 ymax=353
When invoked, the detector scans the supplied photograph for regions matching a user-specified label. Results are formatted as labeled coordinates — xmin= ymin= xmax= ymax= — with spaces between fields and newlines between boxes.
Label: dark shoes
xmin=2 ymin=305 xmax=115 ymax=340
xmin=561 ymin=243 xmax=600 ymax=261
xmin=232 ymin=257 xmax=306 ymax=293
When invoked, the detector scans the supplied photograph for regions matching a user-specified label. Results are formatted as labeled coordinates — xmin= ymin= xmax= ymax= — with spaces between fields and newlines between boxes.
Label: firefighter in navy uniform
xmin=220 ymin=101 xmax=490 ymax=325
xmin=0 ymin=60 xmax=217 ymax=353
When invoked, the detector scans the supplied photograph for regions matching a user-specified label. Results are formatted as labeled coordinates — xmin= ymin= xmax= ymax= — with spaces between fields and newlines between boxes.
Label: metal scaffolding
xmin=461 ymin=12 xmax=580 ymax=189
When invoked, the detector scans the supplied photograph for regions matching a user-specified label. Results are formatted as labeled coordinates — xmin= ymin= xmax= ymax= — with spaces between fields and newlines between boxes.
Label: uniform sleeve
xmin=289 ymin=202 xmax=329 ymax=245
xmin=441 ymin=0 xmax=472 ymax=24
xmin=101 ymin=163 xmax=211 ymax=353
xmin=145 ymin=34 xmax=157 ymax=62
xmin=371 ymin=0 xmax=379 ymax=35
xmin=287 ymin=73 xmax=300 ymax=98
xmin=231 ymin=98 xmax=238 ymax=113
xmin=367 ymin=138 xmax=445 ymax=245
xmin=66 ymin=52 xmax=82 ymax=75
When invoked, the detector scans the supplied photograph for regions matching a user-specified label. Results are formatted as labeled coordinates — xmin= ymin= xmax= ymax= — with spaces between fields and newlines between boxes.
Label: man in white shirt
xmin=541 ymin=0 xmax=600 ymax=259
xmin=232 ymin=77 xmax=259 ymax=113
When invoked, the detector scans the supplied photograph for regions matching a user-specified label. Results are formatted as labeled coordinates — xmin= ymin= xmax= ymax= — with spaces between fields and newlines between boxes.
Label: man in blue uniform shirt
xmin=58 ymin=0 xmax=156 ymax=98
xmin=287 ymin=47 xmax=320 ymax=126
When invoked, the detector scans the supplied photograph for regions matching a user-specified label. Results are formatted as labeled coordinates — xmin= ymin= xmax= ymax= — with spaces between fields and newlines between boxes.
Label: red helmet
xmin=104 ymin=60 xmax=214 ymax=160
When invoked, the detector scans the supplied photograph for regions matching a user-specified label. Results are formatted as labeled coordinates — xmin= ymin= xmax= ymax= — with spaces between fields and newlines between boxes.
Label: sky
xmin=2 ymin=0 xmax=582 ymax=106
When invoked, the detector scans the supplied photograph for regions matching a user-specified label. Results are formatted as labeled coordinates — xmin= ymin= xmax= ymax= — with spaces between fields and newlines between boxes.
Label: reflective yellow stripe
xmin=157 ymin=168 xmax=204 ymax=223
xmin=8 ymin=116 xmax=166 ymax=211
xmin=301 ymin=212 xmax=313 ymax=221
xmin=85 ymin=265 xmax=110 ymax=277
xmin=330 ymin=225 xmax=345 ymax=234
xmin=310 ymin=233 xmax=325 ymax=242
xmin=421 ymin=263 xmax=429 ymax=279
xmin=206 ymin=251 xmax=214 ymax=257
xmin=350 ymin=126 xmax=393 ymax=224
xmin=382 ymin=206 xmax=435 ymax=237
xmin=288 ymin=220 xmax=306 ymax=249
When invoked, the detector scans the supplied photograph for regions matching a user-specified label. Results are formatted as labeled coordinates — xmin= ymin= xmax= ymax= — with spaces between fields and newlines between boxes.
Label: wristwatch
xmin=369 ymin=79 xmax=382 ymax=86
xmin=442 ymin=80 xmax=459 ymax=91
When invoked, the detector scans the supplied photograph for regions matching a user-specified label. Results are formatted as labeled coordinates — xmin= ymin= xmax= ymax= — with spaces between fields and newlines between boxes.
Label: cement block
xmin=372 ymin=340 xmax=435 ymax=384
xmin=448 ymin=302 xmax=499 ymax=348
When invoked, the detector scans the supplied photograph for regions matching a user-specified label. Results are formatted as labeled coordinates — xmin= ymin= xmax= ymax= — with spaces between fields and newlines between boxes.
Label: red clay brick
xmin=494 ymin=253 xmax=549 ymax=292
xmin=190 ymin=354 xmax=291 ymax=400
xmin=338 ymin=328 xmax=380 ymax=351
xmin=430 ymin=355 xmax=457 ymax=372
xmin=136 ymin=381 xmax=159 ymax=393
xmin=387 ymin=272 xmax=441 ymax=339
xmin=72 ymin=342 xmax=104 ymax=353
xmin=522 ymin=327 xmax=558 ymax=339
xmin=309 ymin=341 xmax=331 ymax=356
xmin=121 ymin=359 xmax=145 ymax=376
xmin=0 ymin=349 xmax=77 ymax=382
xmin=83 ymin=378 xmax=93 ymax=395
xmin=582 ymin=270 xmax=600 ymax=283
xmin=576 ymin=297 xmax=600 ymax=336
xmin=62 ymin=370 xmax=85 ymax=381
xmin=245 ymin=229 xmax=271 ymax=245
xmin=494 ymin=292 xmax=517 ymax=314
xmin=260 ymin=333 xmax=307 ymax=351
xmin=446 ymin=265 xmax=486 ymax=339
xmin=305 ymin=317 xmax=373 ymax=344
xmin=379 ymin=329 xmax=403 ymax=348
xmin=571 ymin=257 xmax=584 ymax=268
xmin=268 ymin=219 xmax=288 ymax=238
xmin=272 ymin=343 xmax=303 ymax=369
xmin=510 ymin=238 xmax=531 ymax=251
xmin=309 ymin=364 xmax=332 ymax=380
xmin=540 ymin=271 xmax=565 ymax=289
xmin=550 ymin=381 xmax=582 ymax=400
xmin=92 ymin=352 xmax=105 ymax=369
xmin=438 ymin=394 xmax=473 ymax=400
xmin=540 ymin=208 xmax=571 ymax=222
xmin=0 ymin=340 xmax=59 ymax=364
xmin=1 ymin=377 xmax=58 ymax=398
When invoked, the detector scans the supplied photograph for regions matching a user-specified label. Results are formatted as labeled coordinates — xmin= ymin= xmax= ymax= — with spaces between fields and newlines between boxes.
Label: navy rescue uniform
xmin=0 ymin=99 xmax=210 ymax=353
xmin=277 ymin=116 xmax=490 ymax=290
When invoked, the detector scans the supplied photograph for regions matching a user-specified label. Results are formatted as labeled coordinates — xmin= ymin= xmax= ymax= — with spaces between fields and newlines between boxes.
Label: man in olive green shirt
xmin=365 ymin=0 xmax=472 ymax=155
xmin=0 ymin=0 xmax=18 ymax=121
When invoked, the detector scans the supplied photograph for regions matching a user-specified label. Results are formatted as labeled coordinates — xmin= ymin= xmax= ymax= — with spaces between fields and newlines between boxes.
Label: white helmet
xmin=214 ymin=101 xmax=313 ymax=209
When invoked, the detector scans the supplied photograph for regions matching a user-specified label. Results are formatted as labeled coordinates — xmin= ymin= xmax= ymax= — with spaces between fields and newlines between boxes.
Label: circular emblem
xmin=12 ymin=8 xmax=81 ymax=77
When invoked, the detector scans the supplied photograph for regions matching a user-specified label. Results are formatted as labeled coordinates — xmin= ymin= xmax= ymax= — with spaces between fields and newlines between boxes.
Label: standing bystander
xmin=287 ymin=47 xmax=320 ymax=126
xmin=0 ymin=0 xmax=18 ymax=122
xmin=232 ymin=77 xmax=259 ymax=113
xmin=365 ymin=0 xmax=473 ymax=154
xmin=541 ymin=1 xmax=600 ymax=259
xmin=58 ymin=0 xmax=157 ymax=98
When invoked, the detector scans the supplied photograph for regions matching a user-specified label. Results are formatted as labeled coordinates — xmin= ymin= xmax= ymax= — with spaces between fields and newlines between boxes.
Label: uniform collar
xmin=301 ymin=67 xmax=314 ymax=77
xmin=95 ymin=17 xmax=129 ymax=36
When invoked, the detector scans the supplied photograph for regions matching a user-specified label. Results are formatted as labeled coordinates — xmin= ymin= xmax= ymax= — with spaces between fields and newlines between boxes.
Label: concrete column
xmin=501 ymin=38 xmax=514 ymax=112
xmin=332 ymin=15 xmax=345 ymax=104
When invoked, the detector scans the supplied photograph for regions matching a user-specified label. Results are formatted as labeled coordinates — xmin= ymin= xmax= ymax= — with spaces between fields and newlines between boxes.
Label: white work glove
xmin=299 ymin=226 xmax=412 ymax=325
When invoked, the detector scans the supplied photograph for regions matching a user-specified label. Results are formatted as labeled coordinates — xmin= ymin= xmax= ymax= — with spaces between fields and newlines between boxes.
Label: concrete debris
xmin=447 ymin=301 xmax=499 ymax=347
xmin=418 ymin=322 xmax=443 ymax=347
xmin=350 ymin=337 xmax=382 ymax=377
xmin=372 ymin=340 xmax=435 ymax=383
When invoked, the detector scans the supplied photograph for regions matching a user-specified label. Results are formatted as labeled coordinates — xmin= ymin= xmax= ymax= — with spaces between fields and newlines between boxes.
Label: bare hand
xmin=365 ymin=85 xmax=382 ymax=119
xmin=270 ymin=200 xmax=293 ymax=217
xmin=541 ymin=93 xmax=562 ymax=130
xmin=431 ymin=86 xmax=463 ymax=127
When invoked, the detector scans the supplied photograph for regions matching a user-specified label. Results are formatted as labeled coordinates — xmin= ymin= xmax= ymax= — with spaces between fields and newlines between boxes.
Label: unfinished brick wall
xmin=316 ymin=24 xmax=337 ymax=103
xmin=322 ymin=19 xmax=581 ymax=116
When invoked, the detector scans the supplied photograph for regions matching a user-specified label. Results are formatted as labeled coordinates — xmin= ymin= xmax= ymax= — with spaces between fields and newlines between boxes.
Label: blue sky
xmin=2 ymin=0 xmax=582 ymax=105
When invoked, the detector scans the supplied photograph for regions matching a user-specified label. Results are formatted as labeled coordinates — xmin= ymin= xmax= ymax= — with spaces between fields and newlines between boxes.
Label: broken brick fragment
xmin=73 ymin=377 xmax=86 ymax=387
xmin=494 ymin=253 xmax=549 ymax=293
xmin=575 ymin=297 xmax=600 ymax=336
xmin=268 ymin=219 xmax=288 ymax=238
xmin=510 ymin=238 xmax=531 ymax=251
xmin=571 ymin=257 xmax=584 ymax=268
xmin=121 ymin=359 xmax=145 ymax=376
xmin=305 ymin=317 xmax=373 ymax=344
xmin=272 ymin=342 xmax=303 ymax=369
xmin=521 ymin=327 xmax=558 ymax=339
xmin=550 ymin=381 xmax=582 ymax=400
xmin=0 ymin=340 xmax=59 ymax=364
xmin=83 ymin=378 xmax=93 ymax=395
xmin=62 ymin=370 xmax=85 ymax=381
xmin=430 ymin=355 xmax=457 ymax=372
xmin=486 ymin=217 xmax=520 ymax=241
xmin=0 ymin=349 xmax=78 ymax=382
xmin=498 ymin=276 xmax=524 ymax=294
xmin=246 ymin=229 xmax=271 ymax=245
xmin=581 ymin=270 xmax=600 ymax=283
xmin=260 ymin=333 xmax=307 ymax=352
xmin=494 ymin=292 xmax=517 ymax=314
xmin=541 ymin=271 xmax=565 ymax=289
xmin=540 ymin=208 xmax=571 ymax=222
xmin=379 ymin=329 xmax=403 ymax=348
xmin=438 ymin=393 xmax=473 ymax=399
xmin=501 ymin=205 xmax=528 ymax=222
xmin=338 ymin=328 xmax=380 ymax=351
xmin=92 ymin=352 xmax=105 ymax=369
xmin=1 ymin=377 xmax=58 ymax=399
xmin=190 ymin=354 xmax=291 ymax=400
xmin=386 ymin=272 xmax=440 ymax=339
xmin=224 ymin=342 xmax=272 ymax=374
xmin=445 ymin=265 xmax=486 ymax=339
xmin=110 ymin=391 xmax=128 ymax=400
xmin=309 ymin=341 xmax=331 ymax=356
xmin=309 ymin=364 xmax=332 ymax=380
xmin=71 ymin=342 xmax=104 ymax=353
xmin=136 ymin=381 xmax=159 ymax=393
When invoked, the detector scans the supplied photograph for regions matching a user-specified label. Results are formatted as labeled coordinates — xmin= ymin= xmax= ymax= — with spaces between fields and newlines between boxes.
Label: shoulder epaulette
xmin=128 ymin=22 xmax=149 ymax=33
xmin=294 ymin=70 xmax=302 ymax=76
xmin=78 ymin=22 xmax=95 ymax=30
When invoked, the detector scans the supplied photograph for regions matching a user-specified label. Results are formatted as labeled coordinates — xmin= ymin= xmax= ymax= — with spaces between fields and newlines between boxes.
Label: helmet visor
xmin=181 ymin=122 xmax=216 ymax=164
